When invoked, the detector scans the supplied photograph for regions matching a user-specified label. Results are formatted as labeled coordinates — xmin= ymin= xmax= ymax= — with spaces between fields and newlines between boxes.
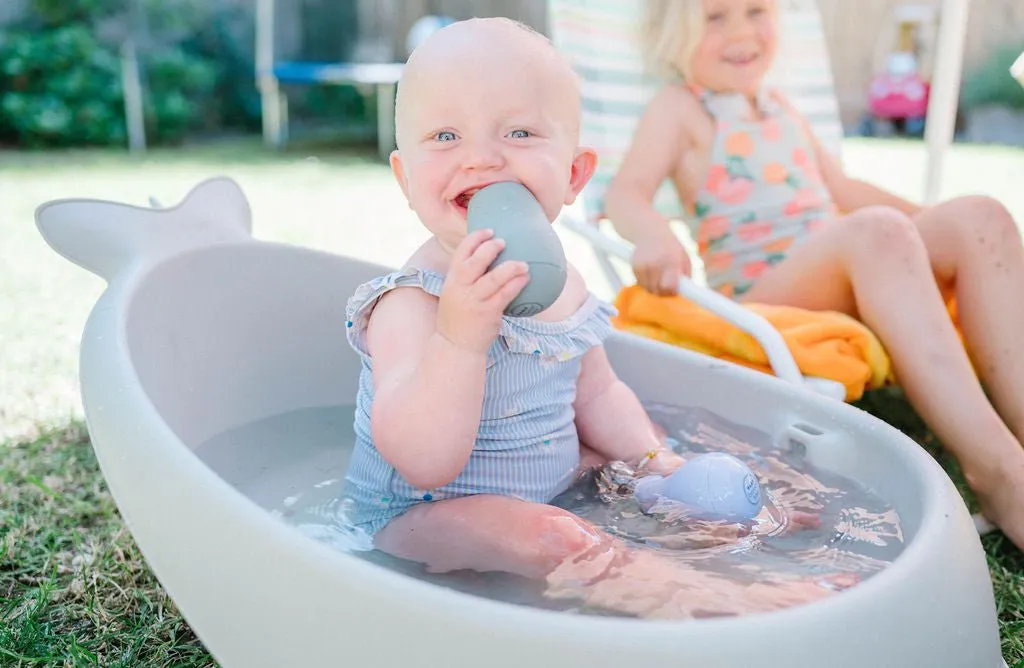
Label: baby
xmin=605 ymin=0 xmax=1024 ymax=551
xmin=341 ymin=17 xmax=845 ymax=618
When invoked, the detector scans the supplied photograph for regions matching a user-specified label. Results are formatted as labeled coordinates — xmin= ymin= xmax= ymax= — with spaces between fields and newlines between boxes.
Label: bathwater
xmin=194 ymin=402 xmax=904 ymax=616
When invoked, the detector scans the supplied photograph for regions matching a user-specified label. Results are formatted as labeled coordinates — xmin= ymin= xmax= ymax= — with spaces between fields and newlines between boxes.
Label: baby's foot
xmin=784 ymin=510 xmax=822 ymax=532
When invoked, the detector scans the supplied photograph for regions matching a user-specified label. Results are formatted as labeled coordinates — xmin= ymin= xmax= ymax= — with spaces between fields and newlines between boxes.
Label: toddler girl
xmin=340 ymin=16 xmax=846 ymax=618
xmin=605 ymin=0 xmax=1024 ymax=551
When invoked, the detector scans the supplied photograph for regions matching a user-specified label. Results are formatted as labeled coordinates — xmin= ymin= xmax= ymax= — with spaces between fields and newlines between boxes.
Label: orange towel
xmin=612 ymin=285 xmax=893 ymax=401
xmin=613 ymin=286 xmax=969 ymax=402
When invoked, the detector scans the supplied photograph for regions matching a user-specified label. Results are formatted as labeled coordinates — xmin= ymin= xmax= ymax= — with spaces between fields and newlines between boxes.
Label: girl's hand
xmin=631 ymin=229 xmax=691 ymax=296
xmin=436 ymin=229 xmax=530 ymax=353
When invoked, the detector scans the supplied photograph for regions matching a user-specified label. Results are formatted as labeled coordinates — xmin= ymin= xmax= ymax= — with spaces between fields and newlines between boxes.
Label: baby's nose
xmin=463 ymin=138 xmax=505 ymax=170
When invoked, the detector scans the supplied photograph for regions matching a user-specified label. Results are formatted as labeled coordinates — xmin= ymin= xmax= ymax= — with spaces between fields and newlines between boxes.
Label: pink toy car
xmin=863 ymin=53 xmax=930 ymax=136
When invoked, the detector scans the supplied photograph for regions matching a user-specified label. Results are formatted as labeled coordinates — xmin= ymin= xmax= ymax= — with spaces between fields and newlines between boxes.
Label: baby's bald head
xmin=394 ymin=17 xmax=582 ymax=150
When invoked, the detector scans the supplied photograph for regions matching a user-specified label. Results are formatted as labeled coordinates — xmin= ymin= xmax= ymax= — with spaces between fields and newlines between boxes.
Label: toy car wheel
xmin=905 ymin=116 xmax=926 ymax=136
xmin=858 ymin=114 xmax=876 ymax=137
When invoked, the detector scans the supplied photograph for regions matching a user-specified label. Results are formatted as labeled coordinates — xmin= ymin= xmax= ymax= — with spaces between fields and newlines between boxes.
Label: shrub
xmin=961 ymin=43 xmax=1024 ymax=111
xmin=0 ymin=0 xmax=256 ymax=147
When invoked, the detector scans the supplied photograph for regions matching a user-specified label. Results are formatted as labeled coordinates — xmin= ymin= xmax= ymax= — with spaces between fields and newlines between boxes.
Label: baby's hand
xmin=641 ymin=447 xmax=687 ymax=475
xmin=436 ymin=229 xmax=530 ymax=353
xmin=636 ymin=421 xmax=686 ymax=474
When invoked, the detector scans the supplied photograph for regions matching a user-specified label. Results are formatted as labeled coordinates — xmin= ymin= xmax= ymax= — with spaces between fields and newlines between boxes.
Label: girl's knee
xmin=946 ymin=195 xmax=1021 ymax=247
xmin=842 ymin=206 xmax=923 ymax=260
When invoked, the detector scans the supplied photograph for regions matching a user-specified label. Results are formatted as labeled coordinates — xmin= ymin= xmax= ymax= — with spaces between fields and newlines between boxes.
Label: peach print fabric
xmin=687 ymin=85 xmax=837 ymax=298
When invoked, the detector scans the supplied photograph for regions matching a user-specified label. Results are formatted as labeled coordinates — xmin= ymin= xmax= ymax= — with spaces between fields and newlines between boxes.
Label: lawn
xmin=2 ymin=136 xmax=1023 ymax=665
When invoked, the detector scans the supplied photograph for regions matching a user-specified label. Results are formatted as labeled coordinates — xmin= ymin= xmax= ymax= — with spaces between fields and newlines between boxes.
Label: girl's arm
xmin=605 ymin=85 xmax=694 ymax=243
xmin=812 ymin=134 xmax=923 ymax=216
xmin=776 ymin=92 xmax=924 ymax=217
xmin=605 ymin=85 xmax=698 ymax=293
xmin=573 ymin=345 xmax=683 ymax=472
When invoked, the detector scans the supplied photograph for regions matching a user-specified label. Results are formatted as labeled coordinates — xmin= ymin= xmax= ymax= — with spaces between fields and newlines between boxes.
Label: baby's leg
xmin=740 ymin=206 xmax=1024 ymax=550
xmin=578 ymin=443 xmax=608 ymax=471
xmin=375 ymin=495 xmax=846 ymax=618
xmin=374 ymin=494 xmax=607 ymax=580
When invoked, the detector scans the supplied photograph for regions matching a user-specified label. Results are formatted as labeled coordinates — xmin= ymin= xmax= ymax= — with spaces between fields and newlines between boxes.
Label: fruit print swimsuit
xmin=687 ymin=85 xmax=838 ymax=298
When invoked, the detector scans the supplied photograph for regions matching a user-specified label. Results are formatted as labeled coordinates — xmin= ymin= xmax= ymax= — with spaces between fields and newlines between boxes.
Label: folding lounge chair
xmin=547 ymin=0 xmax=847 ymax=401
xmin=546 ymin=0 xmax=997 ymax=536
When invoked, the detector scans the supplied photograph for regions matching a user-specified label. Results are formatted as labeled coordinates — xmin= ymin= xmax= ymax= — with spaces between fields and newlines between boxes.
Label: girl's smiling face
xmin=687 ymin=0 xmax=778 ymax=98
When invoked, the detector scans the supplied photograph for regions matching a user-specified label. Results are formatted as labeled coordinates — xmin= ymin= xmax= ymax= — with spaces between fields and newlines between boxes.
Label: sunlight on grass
xmin=2 ymin=137 xmax=1022 ymax=442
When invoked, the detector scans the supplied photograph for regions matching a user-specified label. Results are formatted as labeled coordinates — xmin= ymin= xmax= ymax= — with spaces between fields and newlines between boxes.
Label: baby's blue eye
xmin=436 ymin=131 xmax=457 ymax=142
xmin=508 ymin=129 xmax=530 ymax=139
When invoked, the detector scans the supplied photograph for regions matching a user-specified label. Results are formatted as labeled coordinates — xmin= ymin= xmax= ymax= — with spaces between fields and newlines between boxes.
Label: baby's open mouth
xmin=454 ymin=188 xmax=481 ymax=210
xmin=453 ymin=183 xmax=503 ymax=213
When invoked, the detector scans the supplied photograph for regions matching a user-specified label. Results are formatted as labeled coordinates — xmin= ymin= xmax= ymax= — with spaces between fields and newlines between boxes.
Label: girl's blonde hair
xmin=641 ymin=0 xmax=781 ymax=81
xmin=641 ymin=0 xmax=706 ymax=81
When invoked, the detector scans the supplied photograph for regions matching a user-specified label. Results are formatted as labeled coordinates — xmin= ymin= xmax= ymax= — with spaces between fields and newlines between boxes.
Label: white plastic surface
xmin=35 ymin=177 xmax=1003 ymax=667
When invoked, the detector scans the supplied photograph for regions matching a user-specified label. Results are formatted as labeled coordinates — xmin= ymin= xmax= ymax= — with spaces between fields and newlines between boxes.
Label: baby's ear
xmin=389 ymin=150 xmax=412 ymax=206
xmin=565 ymin=146 xmax=598 ymax=205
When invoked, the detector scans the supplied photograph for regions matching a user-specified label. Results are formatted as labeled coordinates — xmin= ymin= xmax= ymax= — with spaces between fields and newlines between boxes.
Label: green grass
xmin=1 ymin=424 xmax=213 ymax=667
xmin=2 ymin=136 xmax=1024 ymax=665
xmin=855 ymin=387 xmax=1024 ymax=664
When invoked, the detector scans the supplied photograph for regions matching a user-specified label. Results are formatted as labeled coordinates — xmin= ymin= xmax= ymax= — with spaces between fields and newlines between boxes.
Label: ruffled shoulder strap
xmin=497 ymin=293 xmax=617 ymax=362
xmin=345 ymin=268 xmax=617 ymax=363
xmin=344 ymin=267 xmax=445 ymax=356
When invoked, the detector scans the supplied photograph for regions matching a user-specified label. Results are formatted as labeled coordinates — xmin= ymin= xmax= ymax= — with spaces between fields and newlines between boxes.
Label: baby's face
xmin=390 ymin=20 xmax=595 ymax=253
xmin=689 ymin=0 xmax=777 ymax=97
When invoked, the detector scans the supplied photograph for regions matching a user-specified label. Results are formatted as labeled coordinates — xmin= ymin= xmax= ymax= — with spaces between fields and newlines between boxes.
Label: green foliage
xmin=26 ymin=0 xmax=124 ymax=26
xmin=0 ymin=0 xmax=258 ymax=148
xmin=961 ymin=44 xmax=1024 ymax=111
xmin=142 ymin=46 xmax=219 ymax=144
xmin=0 ymin=25 xmax=127 ymax=147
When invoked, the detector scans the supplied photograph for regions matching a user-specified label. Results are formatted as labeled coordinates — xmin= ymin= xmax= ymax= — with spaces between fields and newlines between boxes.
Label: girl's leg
xmin=739 ymin=206 xmax=1024 ymax=550
xmin=374 ymin=494 xmax=843 ymax=618
xmin=910 ymin=196 xmax=1024 ymax=442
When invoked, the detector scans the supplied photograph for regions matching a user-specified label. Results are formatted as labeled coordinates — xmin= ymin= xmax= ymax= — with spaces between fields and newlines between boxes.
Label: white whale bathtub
xmin=35 ymin=177 xmax=1004 ymax=667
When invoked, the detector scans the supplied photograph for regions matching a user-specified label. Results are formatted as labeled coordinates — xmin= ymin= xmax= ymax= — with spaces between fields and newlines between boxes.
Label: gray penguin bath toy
xmin=466 ymin=181 xmax=568 ymax=317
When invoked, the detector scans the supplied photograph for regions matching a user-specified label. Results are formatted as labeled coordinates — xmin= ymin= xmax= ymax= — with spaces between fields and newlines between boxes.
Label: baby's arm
xmin=368 ymin=231 xmax=529 ymax=490
xmin=573 ymin=345 xmax=683 ymax=472
xmin=776 ymin=92 xmax=923 ymax=217
xmin=365 ymin=287 xmax=488 ymax=489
